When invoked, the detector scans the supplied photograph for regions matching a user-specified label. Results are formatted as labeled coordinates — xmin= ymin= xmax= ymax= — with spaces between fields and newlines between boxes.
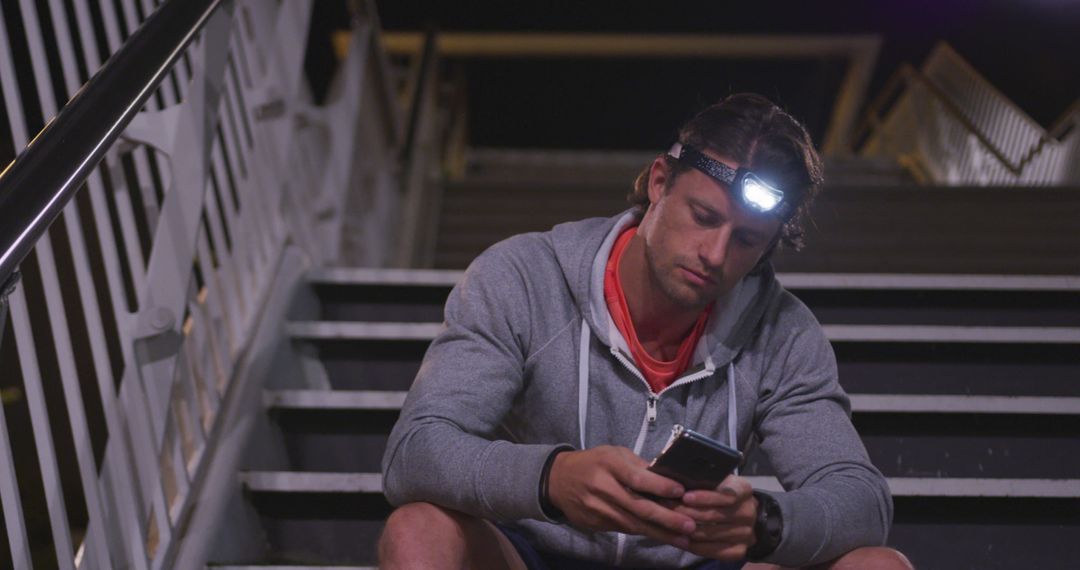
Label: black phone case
xmin=647 ymin=427 xmax=743 ymax=490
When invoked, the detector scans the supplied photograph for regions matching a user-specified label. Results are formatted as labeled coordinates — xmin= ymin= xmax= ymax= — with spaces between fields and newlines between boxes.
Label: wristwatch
xmin=746 ymin=490 xmax=783 ymax=560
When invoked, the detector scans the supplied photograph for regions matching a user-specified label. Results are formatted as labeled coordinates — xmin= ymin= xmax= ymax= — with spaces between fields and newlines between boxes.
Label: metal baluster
xmin=0 ymin=298 xmax=33 ymax=569
xmin=0 ymin=5 xmax=80 ymax=565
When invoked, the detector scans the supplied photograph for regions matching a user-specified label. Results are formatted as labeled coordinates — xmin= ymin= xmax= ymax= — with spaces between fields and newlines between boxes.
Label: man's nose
xmin=699 ymin=227 xmax=732 ymax=270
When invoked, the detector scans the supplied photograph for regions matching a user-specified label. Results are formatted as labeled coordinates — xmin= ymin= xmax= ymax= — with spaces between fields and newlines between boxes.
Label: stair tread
xmin=209 ymin=566 xmax=376 ymax=569
xmin=266 ymin=389 xmax=1080 ymax=415
xmin=849 ymin=394 xmax=1080 ymax=414
xmin=286 ymin=321 xmax=442 ymax=340
xmin=823 ymin=324 xmax=1080 ymax=343
xmin=777 ymin=273 xmax=1080 ymax=291
xmin=308 ymin=267 xmax=464 ymax=286
xmin=309 ymin=268 xmax=1079 ymax=292
xmin=288 ymin=320 xmax=1080 ymax=344
xmin=266 ymin=390 xmax=407 ymax=410
xmin=240 ymin=471 xmax=383 ymax=493
xmin=239 ymin=471 xmax=1080 ymax=498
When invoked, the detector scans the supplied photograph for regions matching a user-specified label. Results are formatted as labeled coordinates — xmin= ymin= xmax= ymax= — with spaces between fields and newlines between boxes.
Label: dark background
xmin=367 ymin=0 xmax=1079 ymax=150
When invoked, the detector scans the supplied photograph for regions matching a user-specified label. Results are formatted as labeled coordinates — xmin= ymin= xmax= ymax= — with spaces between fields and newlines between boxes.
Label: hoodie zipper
xmin=608 ymin=346 xmax=717 ymax=567
xmin=609 ymin=347 xmax=716 ymax=448
xmin=645 ymin=395 xmax=658 ymax=424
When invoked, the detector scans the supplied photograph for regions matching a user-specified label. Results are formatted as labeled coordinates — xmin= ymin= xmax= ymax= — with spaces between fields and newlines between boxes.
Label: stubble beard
xmin=643 ymin=243 xmax=714 ymax=312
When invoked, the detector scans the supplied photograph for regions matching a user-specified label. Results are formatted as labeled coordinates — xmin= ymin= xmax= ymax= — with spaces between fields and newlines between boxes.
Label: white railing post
xmin=0 ymin=1 xmax=402 ymax=567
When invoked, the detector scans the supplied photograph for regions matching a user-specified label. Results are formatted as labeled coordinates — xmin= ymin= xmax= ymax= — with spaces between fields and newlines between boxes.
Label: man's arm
xmin=382 ymin=242 xmax=700 ymax=548
xmin=751 ymin=303 xmax=893 ymax=566
xmin=381 ymin=245 xmax=565 ymax=522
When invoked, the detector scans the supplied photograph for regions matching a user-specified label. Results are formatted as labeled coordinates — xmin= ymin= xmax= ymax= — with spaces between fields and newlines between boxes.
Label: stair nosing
xmin=263 ymin=390 xmax=1080 ymax=415
xmin=238 ymin=471 xmax=1080 ymax=498
xmin=822 ymin=324 xmax=1080 ymax=344
xmin=240 ymin=471 xmax=383 ymax=493
xmin=265 ymin=389 xmax=407 ymax=410
xmin=306 ymin=269 xmax=1080 ymax=292
xmin=287 ymin=320 xmax=1080 ymax=344
xmin=308 ymin=267 xmax=464 ymax=286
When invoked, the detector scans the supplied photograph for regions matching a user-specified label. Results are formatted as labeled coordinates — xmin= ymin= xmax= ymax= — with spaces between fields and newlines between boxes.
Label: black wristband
xmin=746 ymin=490 xmax=783 ymax=560
xmin=539 ymin=447 xmax=571 ymax=520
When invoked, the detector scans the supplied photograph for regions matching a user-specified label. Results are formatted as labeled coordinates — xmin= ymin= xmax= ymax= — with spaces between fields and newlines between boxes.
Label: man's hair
xmin=628 ymin=93 xmax=824 ymax=251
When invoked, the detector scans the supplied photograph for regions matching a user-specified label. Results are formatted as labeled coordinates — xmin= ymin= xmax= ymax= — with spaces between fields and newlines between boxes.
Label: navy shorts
xmin=496 ymin=524 xmax=746 ymax=570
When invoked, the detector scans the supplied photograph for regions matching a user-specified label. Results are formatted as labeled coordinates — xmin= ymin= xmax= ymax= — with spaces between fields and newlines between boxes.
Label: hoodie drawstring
xmin=579 ymin=317 xmax=740 ymax=459
xmin=578 ymin=319 xmax=591 ymax=450
xmin=727 ymin=362 xmax=739 ymax=474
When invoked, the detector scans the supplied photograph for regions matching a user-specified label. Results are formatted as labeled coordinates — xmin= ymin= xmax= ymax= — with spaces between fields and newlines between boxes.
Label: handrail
xmin=0 ymin=0 xmax=224 ymax=293
xmin=854 ymin=64 xmax=1020 ymax=171
xmin=854 ymin=43 xmax=1076 ymax=181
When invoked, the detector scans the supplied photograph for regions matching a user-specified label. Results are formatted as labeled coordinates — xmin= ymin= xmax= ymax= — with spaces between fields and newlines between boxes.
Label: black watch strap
xmin=539 ymin=446 xmax=573 ymax=520
xmin=746 ymin=490 xmax=783 ymax=560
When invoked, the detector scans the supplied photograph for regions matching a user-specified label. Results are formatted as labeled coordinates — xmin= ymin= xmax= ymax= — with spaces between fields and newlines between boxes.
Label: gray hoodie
xmin=382 ymin=210 xmax=892 ymax=567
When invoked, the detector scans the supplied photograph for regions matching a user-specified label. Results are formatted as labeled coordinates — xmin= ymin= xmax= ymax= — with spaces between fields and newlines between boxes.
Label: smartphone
xmin=647 ymin=424 xmax=743 ymax=491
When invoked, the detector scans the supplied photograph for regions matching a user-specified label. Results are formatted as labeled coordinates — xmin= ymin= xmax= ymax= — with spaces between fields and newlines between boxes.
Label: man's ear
xmin=647 ymin=156 xmax=670 ymax=205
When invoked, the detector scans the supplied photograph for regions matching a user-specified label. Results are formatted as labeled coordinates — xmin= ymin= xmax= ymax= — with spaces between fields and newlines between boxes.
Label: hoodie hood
xmin=549 ymin=208 xmax=783 ymax=370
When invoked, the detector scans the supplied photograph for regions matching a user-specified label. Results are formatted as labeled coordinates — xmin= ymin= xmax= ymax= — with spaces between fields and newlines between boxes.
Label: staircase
xmin=199 ymin=260 xmax=1080 ymax=569
xmin=3 ymin=0 xmax=1077 ymax=565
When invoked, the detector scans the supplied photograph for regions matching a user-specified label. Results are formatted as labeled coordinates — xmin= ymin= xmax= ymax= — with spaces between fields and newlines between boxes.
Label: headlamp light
xmin=668 ymin=143 xmax=794 ymax=220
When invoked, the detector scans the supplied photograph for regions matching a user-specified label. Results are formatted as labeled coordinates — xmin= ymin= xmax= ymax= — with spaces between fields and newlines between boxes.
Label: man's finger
xmin=612 ymin=463 xmax=686 ymax=500
xmin=690 ymin=521 xmax=755 ymax=543
xmin=603 ymin=500 xmax=692 ymax=550
xmin=684 ymin=538 xmax=751 ymax=562
xmin=682 ymin=474 xmax=753 ymax=507
xmin=671 ymin=503 xmax=742 ymax=524
xmin=611 ymin=484 xmax=697 ymax=536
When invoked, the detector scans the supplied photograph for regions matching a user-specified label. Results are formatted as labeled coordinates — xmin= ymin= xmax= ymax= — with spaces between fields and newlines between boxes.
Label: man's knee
xmin=381 ymin=502 xmax=466 ymax=548
xmin=816 ymin=546 xmax=913 ymax=570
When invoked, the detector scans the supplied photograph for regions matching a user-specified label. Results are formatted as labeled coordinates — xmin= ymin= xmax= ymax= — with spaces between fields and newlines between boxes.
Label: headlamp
xmin=668 ymin=143 xmax=794 ymax=220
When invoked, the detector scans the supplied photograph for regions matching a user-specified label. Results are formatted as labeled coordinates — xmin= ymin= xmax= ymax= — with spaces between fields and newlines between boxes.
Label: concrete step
xmin=210 ymin=561 xmax=375 ymax=565
xmin=242 ymin=471 xmax=1080 ymax=499
xmin=288 ymin=316 xmax=1080 ymax=396
xmin=241 ymin=471 xmax=383 ymax=494
xmin=305 ymin=270 xmax=1080 ymax=328
xmin=823 ymin=324 xmax=1080 ymax=343
xmin=289 ymin=320 xmax=1080 ymax=344
xmin=266 ymin=389 xmax=1080 ymax=417
xmin=238 ymin=470 xmax=389 ymax=567
xmin=287 ymin=322 xmax=443 ymax=341
xmin=236 ymin=471 xmax=1080 ymax=569
xmin=266 ymin=390 xmax=407 ymax=411
xmin=264 ymin=390 xmax=1080 ymax=478
xmin=308 ymin=268 xmax=463 ymax=286
xmin=307 ymin=269 xmax=1079 ymax=290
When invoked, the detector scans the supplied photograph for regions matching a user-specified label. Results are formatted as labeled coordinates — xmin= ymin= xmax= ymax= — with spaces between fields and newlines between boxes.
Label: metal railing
xmin=395 ymin=30 xmax=445 ymax=268
xmin=0 ymin=0 xmax=401 ymax=568
xmin=856 ymin=42 xmax=1079 ymax=186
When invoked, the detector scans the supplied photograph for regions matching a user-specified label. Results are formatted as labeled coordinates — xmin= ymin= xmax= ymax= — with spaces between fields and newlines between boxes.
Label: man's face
xmin=637 ymin=153 xmax=782 ymax=311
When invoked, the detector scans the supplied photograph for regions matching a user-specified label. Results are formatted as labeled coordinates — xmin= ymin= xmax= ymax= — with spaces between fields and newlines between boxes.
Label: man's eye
xmin=692 ymin=210 xmax=715 ymax=226
xmin=737 ymin=235 xmax=759 ymax=248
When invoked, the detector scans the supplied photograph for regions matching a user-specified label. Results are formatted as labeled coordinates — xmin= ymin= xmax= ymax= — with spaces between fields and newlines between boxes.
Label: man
xmin=379 ymin=94 xmax=911 ymax=569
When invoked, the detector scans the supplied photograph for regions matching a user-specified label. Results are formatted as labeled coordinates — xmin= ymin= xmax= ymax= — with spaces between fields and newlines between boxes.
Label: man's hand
xmin=672 ymin=474 xmax=758 ymax=561
xmin=547 ymin=446 xmax=697 ymax=549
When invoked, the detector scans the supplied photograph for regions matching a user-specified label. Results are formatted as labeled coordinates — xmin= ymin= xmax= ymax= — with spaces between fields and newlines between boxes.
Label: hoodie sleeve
xmin=751 ymin=297 xmax=893 ymax=566
xmin=381 ymin=242 xmax=570 ymax=522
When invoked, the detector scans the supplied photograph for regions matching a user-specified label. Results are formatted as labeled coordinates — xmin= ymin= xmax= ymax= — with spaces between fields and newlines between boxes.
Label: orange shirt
xmin=604 ymin=226 xmax=712 ymax=394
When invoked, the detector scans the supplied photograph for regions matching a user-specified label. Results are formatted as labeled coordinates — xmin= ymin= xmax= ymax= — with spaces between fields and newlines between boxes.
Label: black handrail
xmin=0 ymin=0 xmax=225 ymax=290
